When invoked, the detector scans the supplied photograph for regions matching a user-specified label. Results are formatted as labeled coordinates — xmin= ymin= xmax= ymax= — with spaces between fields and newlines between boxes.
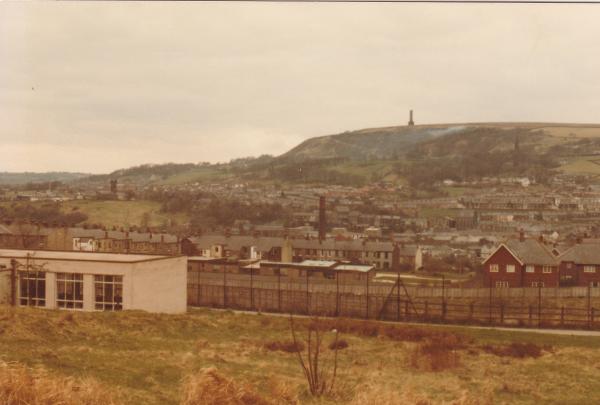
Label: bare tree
xmin=289 ymin=315 xmax=340 ymax=397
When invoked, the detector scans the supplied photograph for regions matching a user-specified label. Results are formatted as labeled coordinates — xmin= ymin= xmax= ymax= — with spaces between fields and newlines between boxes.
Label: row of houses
xmin=484 ymin=235 xmax=600 ymax=288
xmin=0 ymin=224 xmax=180 ymax=255
xmin=182 ymin=235 xmax=423 ymax=271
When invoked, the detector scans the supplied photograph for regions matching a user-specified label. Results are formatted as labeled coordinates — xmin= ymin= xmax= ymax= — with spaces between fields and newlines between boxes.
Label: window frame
xmin=489 ymin=264 xmax=499 ymax=273
xmin=542 ymin=266 xmax=553 ymax=274
xmin=18 ymin=270 xmax=46 ymax=307
xmin=56 ymin=272 xmax=84 ymax=310
xmin=94 ymin=274 xmax=123 ymax=311
xmin=584 ymin=265 xmax=596 ymax=273
xmin=526 ymin=265 xmax=535 ymax=273
xmin=506 ymin=264 xmax=516 ymax=273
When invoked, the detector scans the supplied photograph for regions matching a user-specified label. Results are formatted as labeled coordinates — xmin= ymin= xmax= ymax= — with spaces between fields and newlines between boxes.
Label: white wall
xmin=0 ymin=254 xmax=187 ymax=314
xmin=130 ymin=256 xmax=187 ymax=314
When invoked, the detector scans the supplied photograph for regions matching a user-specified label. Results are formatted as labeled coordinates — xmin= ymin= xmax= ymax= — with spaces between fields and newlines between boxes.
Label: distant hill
xmin=280 ymin=123 xmax=600 ymax=162
xmin=7 ymin=122 xmax=600 ymax=188
xmin=0 ymin=172 xmax=91 ymax=185
xmin=280 ymin=125 xmax=461 ymax=161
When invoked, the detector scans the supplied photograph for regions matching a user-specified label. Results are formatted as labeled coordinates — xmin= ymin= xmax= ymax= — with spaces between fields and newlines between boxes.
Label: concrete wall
xmin=0 ymin=254 xmax=186 ymax=314
xmin=131 ymin=256 xmax=187 ymax=314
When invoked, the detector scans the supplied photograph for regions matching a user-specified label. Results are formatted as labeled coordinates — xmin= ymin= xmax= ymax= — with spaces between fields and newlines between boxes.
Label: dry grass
xmin=263 ymin=340 xmax=305 ymax=353
xmin=305 ymin=317 xmax=471 ymax=345
xmin=0 ymin=361 xmax=120 ymax=405
xmin=481 ymin=342 xmax=546 ymax=359
xmin=3 ymin=306 xmax=600 ymax=404
xmin=181 ymin=367 xmax=272 ymax=405
xmin=409 ymin=335 xmax=463 ymax=372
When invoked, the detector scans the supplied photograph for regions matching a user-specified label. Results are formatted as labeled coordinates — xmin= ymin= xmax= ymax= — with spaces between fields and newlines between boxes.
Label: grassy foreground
xmin=1 ymin=306 xmax=600 ymax=404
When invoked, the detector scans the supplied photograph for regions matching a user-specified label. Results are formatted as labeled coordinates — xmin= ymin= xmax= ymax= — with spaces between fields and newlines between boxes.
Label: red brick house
xmin=558 ymin=243 xmax=600 ymax=287
xmin=483 ymin=238 xmax=559 ymax=288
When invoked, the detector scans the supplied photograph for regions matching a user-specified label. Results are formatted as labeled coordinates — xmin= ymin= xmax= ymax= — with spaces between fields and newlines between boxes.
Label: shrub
xmin=263 ymin=340 xmax=305 ymax=353
xmin=481 ymin=342 xmax=544 ymax=359
xmin=181 ymin=367 xmax=272 ymax=405
xmin=329 ymin=339 xmax=349 ymax=350
xmin=409 ymin=335 xmax=462 ymax=372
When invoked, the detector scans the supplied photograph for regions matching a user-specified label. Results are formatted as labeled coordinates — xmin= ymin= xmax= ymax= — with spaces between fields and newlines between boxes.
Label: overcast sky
xmin=1 ymin=2 xmax=599 ymax=173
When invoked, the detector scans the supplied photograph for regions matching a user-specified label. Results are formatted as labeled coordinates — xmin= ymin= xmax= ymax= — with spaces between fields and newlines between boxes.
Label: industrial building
xmin=0 ymin=249 xmax=187 ymax=313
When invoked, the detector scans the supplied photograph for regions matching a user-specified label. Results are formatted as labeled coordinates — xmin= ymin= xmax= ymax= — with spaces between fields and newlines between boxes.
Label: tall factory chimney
xmin=318 ymin=196 xmax=326 ymax=241
xmin=408 ymin=110 xmax=415 ymax=126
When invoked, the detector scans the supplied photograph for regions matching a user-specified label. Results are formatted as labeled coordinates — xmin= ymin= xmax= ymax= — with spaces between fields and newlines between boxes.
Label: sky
xmin=1 ymin=2 xmax=599 ymax=174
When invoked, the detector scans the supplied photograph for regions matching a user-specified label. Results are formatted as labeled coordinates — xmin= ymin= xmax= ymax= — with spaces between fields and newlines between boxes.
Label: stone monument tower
xmin=408 ymin=110 xmax=415 ymax=126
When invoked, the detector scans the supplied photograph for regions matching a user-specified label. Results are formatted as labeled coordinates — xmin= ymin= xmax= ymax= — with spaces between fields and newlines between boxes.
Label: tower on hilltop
xmin=408 ymin=110 xmax=415 ymax=126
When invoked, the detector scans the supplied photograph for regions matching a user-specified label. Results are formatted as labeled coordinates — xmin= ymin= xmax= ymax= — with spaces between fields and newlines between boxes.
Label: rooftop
xmin=0 ymin=249 xmax=176 ymax=263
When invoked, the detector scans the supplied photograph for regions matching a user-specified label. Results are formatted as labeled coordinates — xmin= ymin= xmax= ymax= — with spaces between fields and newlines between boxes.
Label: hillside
xmin=2 ymin=306 xmax=600 ymax=404
xmin=0 ymin=171 xmax=90 ymax=185
xmin=6 ymin=122 xmax=600 ymax=188
xmin=280 ymin=125 xmax=460 ymax=161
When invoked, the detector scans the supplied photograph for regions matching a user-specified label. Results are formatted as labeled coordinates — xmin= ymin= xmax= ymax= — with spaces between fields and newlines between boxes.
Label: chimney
xmin=519 ymin=229 xmax=525 ymax=242
xmin=318 ymin=196 xmax=326 ymax=242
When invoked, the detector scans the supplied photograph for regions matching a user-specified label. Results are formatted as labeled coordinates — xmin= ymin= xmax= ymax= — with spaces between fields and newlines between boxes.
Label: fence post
xmin=405 ymin=300 xmax=409 ymax=319
xmin=250 ymin=267 xmax=254 ymax=311
xmin=538 ymin=281 xmax=542 ymax=328
xmin=528 ymin=305 xmax=533 ymax=326
xmin=197 ymin=270 xmax=201 ymax=307
xmin=469 ymin=302 xmax=474 ymax=321
xmin=277 ymin=269 xmax=282 ymax=313
xmin=488 ymin=278 xmax=493 ymax=324
xmin=365 ymin=275 xmax=370 ymax=320
xmin=397 ymin=268 xmax=401 ymax=321
xmin=500 ymin=303 xmax=504 ymax=324
xmin=560 ymin=306 xmax=565 ymax=327
xmin=588 ymin=284 xmax=592 ymax=330
xmin=223 ymin=266 xmax=227 ymax=309
xmin=592 ymin=308 xmax=595 ymax=329
xmin=306 ymin=270 xmax=310 ymax=315
xmin=424 ymin=300 xmax=429 ymax=320
xmin=335 ymin=271 xmax=340 ymax=317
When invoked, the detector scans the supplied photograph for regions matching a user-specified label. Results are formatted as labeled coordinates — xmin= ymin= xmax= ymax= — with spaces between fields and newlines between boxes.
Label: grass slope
xmin=61 ymin=200 xmax=189 ymax=228
xmin=2 ymin=306 xmax=600 ymax=404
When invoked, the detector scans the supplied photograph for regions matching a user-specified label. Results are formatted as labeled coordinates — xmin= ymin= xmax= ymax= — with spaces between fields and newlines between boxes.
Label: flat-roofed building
xmin=0 ymin=249 xmax=186 ymax=313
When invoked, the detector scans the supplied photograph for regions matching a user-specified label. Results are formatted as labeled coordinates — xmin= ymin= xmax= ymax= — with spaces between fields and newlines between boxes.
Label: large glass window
xmin=56 ymin=273 xmax=84 ymax=309
xmin=19 ymin=271 xmax=46 ymax=307
xmin=94 ymin=275 xmax=123 ymax=311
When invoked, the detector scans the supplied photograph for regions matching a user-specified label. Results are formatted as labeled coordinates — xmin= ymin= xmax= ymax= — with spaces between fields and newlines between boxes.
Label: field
xmin=152 ymin=166 xmax=231 ymax=186
xmin=61 ymin=200 xmax=190 ymax=228
xmin=559 ymin=156 xmax=600 ymax=175
xmin=2 ymin=306 xmax=600 ymax=404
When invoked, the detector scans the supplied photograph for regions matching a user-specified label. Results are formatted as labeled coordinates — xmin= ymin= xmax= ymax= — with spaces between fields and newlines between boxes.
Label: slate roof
xmin=503 ymin=239 xmax=558 ymax=266
xmin=559 ymin=244 xmax=600 ymax=265
xmin=69 ymin=228 xmax=178 ymax=243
